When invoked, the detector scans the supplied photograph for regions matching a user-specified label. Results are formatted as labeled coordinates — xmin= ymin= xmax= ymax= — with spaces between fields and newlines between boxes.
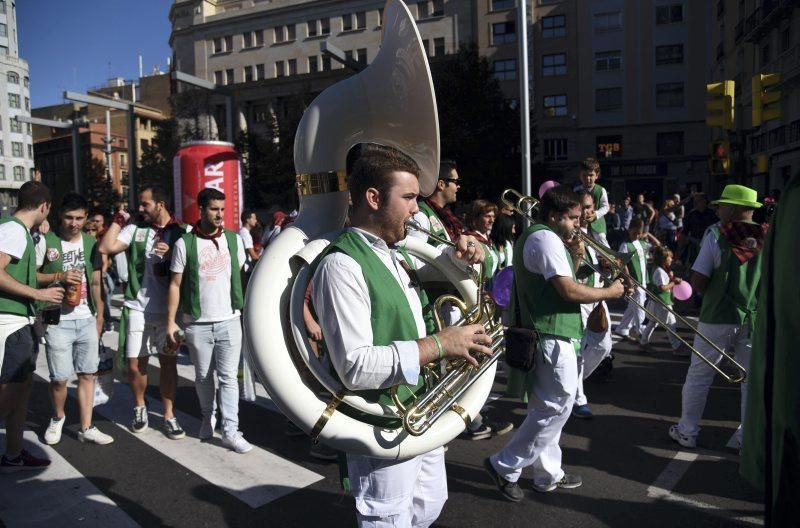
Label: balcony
xmin=744 ymin=0 xmax=800 ymax=42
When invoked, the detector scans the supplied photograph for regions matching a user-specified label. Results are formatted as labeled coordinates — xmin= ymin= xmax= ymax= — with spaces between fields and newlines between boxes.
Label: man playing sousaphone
xmin=486 ymin=186 xmax=626 ymax=501
xmin=311 ymin=144 xmax=492 ymax=526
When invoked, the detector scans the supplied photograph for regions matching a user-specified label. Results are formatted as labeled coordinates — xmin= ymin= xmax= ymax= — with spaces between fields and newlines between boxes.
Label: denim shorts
xmin=45 ymin=317 xmax=99 ymax=381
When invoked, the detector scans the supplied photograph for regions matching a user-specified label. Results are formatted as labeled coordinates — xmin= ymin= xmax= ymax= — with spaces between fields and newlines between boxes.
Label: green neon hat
xmin=711 ymin=184 xmax=762 ymax=209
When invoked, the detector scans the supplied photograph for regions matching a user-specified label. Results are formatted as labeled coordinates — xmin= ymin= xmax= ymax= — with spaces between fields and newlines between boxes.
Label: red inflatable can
xmin=173 ymin=141 xmax=243 ymax=231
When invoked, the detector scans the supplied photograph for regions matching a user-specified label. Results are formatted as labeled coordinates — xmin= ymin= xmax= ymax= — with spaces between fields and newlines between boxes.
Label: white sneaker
xmin=199 ymin=415 xmax=217 ymax=440
xmin=668 ymin=424 xmax=697 ymax=449
xmin=222 ymin=431 xmax=253 ymax=453
xmin=44 ymin=417 xmax=65 ymax=445
xmin=78 ymin=426 xmax=114 ymax=445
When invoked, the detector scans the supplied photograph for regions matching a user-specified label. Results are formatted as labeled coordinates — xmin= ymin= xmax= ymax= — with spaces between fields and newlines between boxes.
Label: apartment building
xmin=532 ymin=0 xmax=712 ymax=202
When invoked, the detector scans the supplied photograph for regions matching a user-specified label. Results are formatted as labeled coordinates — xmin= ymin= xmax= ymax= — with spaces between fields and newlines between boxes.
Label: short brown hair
xmin=580 ymin=157 xmax=600 ymax=172
xmin=348 ymin=144 xmax=420 ymax=210
xmin=465 ymin=199 xmax=498 ymax=231
xmin=17 ymin=181 xmax=51 ymax=211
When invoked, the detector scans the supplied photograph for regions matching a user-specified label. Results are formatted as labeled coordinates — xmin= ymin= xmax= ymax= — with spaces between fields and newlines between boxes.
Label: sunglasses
xmin=440 ymin=178 xmax=460 ymax=186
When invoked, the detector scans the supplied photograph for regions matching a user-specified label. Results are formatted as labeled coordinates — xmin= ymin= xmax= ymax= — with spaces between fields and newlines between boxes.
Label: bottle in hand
xmin=163 ymin=330 xmax=185 ymax=356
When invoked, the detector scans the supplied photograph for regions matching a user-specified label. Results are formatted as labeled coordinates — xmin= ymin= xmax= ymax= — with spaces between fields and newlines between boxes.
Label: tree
xmin=430 ymin=44 xmax=522 ymax=203
xmin=84 ymin=156 xmax=120 ymax=212
xmin=138 ymin=116 xmax=181 ymax=204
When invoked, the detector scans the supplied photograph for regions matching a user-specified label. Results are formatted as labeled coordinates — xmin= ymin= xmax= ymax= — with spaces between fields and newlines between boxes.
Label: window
xmin=433 ymin=38 xmax=445 ymax=57
xmin=322 ymin=56 xmax=331 ymax=71
xmin=307 ymin=20 xmax=319 ymax=37
xmin=275 ymin=61 xmax=286 ymax=78
xmin=253 ymin=105 xmax=270 ymax=124
xmin=6 ymin=72 xmax=17 ymax=85
xmin=542 ymin=15 xmax=566 ymax=38
xmin=225 ymin=35 xmax=233 ymax=51
xmin=418 ymin=0 xmax=444 ymax=18
xmin=275 ymin=25 xmax=295 ymax=43
xmin=595 ymin=50 xmax=622 ymax=71
xmin=596 ymin=135 xmax=622 ymax=158
xmin=244 ymin=65 xmax=254 ymax=82
xmin=11 ymin=142 xmax=22 ymax=157
xmin=212 ymin=37 xmax=225 ymax=53
xmin=23 ymin=77 xmax=29 ymax=88
xmin=24 ymin=98 xmax=29 ymax=111
xmin=0 ymin=166 xmax=4 ymax=180
xmin=308 ymin=56 xmax=319 ymax=73
xmin=657 ymin=132 xmax=684 ymax=155
xmin=355 ymin=11 xmax=366 ymax=29
xmin=0 ymin=46 xmax=7 ymax=56
xmin=656 ymin=82 xmax=684 ymax=108
xmin=0 ymin=143 xmax=3 ymax=156
xmin=491 ymin=0 xmax=515 ymax=11
xmin=656 ymin=4 xmax=683 ymax=24
xmin=214 ymin=71 xmax=223 ymax=85
xmin=595 ymin=87 xmax=622 ymax=111
xmin=242 ymin=31 xmax=262 ymax=48
xmin=544 ymin=138 xmax=568 ymax=161
xmin=8 ymin=93 xmax=19 ymax=108
xmin=422 ymin=39 xmax=430 ymax=55
xmin=594 ymin=11 xmax=622 ymax=32
xmin=492 ymin=59 xmax=517 ymax=81
xmin=542 ymin=53 xmax=566 ymax=76
xmin=13 ymin=166 xmax=24 ymax=181
xmin=543 ymin=94 xmax=567 ymax=117
xmin=225 ymin=69 xmax=234 ymax=85
xmin=256 ymin=64 xmax=265 ymax=80
xmin=492 ymin=21 xmax=516 ymax=45
xmin=321 ymin=18 xmax=330 ymax=35
xmin=0 ymin=23 xmax=7 ymax=37
xmin=30 ymin=168 xmax=35 ymax=181
xmin=342 ymin=13 xmax=353 ymax=31
xmin=120 ymin=153 xmax=127 ymax=168
xmin=287 ymin=59 xmax=297 ymax=76
xmin=355 ymin=48 xmax=367 ymax=65
xmin=0 ymin=1 xmax=5 ymax=14
xmin=9 ymin=117 xmax=20 ymax=133
xmin=656 ymin=44 xmax=684 ymax=65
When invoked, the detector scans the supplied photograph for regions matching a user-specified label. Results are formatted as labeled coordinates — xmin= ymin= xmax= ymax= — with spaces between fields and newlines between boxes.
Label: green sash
xmin=589 ymin=184 xmax=607 ymax=234
xmin=624 ymin=240 xmax=646 ymax=284
xmin=0 ymin=217 xmax=36 ymax=317
xmin=417 ymin=201 xmax=451 ymax=243
xmin=39 ymin=231 xmax=97 ymax=315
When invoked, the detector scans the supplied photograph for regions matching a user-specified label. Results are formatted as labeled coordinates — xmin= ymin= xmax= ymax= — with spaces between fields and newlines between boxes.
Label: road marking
xmin=647 ymin=450 xmax=763 ymax=526
xmin=34 ymin=350 xmax=324 ymax=509
xmin=0 ymin=430 xmax=139 ymax=527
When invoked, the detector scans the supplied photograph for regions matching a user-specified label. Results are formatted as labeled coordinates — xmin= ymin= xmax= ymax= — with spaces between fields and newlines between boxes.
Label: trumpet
xmin=572 ymin=228 xmax=747 ymax=384
xmin=396 ymin=219 xmax=505 ymax=435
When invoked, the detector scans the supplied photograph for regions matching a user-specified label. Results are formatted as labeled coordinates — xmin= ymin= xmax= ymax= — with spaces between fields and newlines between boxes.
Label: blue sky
xmin=18 ymin=0 xmax=172 ymax=108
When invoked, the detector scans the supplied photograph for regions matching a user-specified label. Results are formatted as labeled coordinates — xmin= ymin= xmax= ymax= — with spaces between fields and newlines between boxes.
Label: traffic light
xmin=706 ymin=81 xmax=735 ymax=129
xmin=709 ymin=141 xmax=730 ymax=175
xmin=752 ymin=73 xmax=782 ymax=127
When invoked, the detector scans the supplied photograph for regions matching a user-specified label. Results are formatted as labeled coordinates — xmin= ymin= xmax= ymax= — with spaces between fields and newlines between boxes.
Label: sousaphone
xmin=244 ymin=0 xmax=497 ymax=459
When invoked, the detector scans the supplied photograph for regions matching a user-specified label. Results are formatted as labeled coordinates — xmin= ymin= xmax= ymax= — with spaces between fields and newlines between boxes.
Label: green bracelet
xmin=431 ymin=334 xmax=444 ymax=360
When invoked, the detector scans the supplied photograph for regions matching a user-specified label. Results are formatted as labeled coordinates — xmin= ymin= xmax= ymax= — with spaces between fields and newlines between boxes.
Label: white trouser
xmin=677 ymin=322 xmax=750 ymax=446
xmin=575 ymin=303 xmax=612 ymax=406
xmin=616 ymin=286 xmax=647 ymax=336
xmin=491 ymin=337 xmax=578 ymax=487
xmin=348 ymin=447 xmax=447 ymax=528
xmin=639 ymin=300 xmax=681 ymax=349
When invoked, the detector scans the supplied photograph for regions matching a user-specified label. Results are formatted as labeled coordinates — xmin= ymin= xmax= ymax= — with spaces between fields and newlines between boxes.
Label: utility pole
xmin=16 ymin=115 xmax=88 ymax=193
xmin=517 ymin=0 xmax=532 ymax=198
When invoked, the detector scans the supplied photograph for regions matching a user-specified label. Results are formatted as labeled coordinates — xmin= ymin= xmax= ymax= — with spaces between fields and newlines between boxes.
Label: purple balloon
xmin=491 ymin=266 xmax=514 ymax=308
xmin=538 ymin=180 xmax=559 ymax=198
xmin=672 ymin=280 xmax=693 ymax=301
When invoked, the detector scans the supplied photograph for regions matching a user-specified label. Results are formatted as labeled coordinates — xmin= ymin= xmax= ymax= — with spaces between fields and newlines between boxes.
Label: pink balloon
xmin=672 ymin=280 xmax=693 ymax=301
xmin=538 ymin=180 xmax=559 ymax=198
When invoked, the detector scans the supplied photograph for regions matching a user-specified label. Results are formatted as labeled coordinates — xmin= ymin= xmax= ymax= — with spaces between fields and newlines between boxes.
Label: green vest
xmin=699 ymin=226 xmax=762 ymax=327
xmin=417 ymin=200 xmax=451 ymax=243
xmin=39 ymin=231 xmax=98 ymax=315
xmin=624 ymin=240 xmax=646 ymax=284
xmin=510 ymin=224 xmax=582 ymax=340
xmin=397 ymin=247 xmax=436 ymax=335
xmin=311 ymin=231 xmax=425 ymax=409
xmin=124 ymin=223 xmax=186 ymax=302
xmin=589 ymin=184 xmax=607 ymax=234
xmin=0 ymin=217 xmax=36 ymax=317
xmin=178 ymin=230 xmax=244 ymax=319
xmin=647 ymin=268 xmax=673 ymax=306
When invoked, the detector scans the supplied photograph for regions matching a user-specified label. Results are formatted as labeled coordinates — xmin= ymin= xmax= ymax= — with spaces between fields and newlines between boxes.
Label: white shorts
xmin=124 ymin=309 xmax=167 ymax=359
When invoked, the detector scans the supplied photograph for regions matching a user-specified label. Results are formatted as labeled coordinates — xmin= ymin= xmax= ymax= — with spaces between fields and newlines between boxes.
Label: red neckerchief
xmin=424 ymin=198 xmax=464 ymax=242
xmin=719 ymin=221 xmax=769 ymax=264
xmin=465 ymin=230 xmax=490 ymax=245
xmin=192 ymin=221 xmax=223 ymax=249
xmin=152 ymin=215 xmax=180 ymax=242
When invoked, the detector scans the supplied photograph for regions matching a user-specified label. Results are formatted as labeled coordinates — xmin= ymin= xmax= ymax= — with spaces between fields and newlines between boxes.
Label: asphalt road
xmin=0 ymin=304 xmax=763 ymax=528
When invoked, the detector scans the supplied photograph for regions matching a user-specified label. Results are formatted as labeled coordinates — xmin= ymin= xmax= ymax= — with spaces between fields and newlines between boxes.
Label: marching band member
xmin=613 ymin=218 xmax=661 ymax=341
xmin=638 ymin=246 xmax=687 ymax=356
xmin=485 ymin=186 xmax=626 ymax=501
xmin=99 ymin=185 xmax=188 ymax=439
xmin=669 ymin=184 xmax=764 ymax=450
xmin=573 ymin=157 xmax=610 ymax=246
xmin=572 ymin=190 xmax=613 ymax=420
xmin=311 ymin=144 xmax=491 ymax=527
xmin=414 ymin=159 xmax=463 ymax=244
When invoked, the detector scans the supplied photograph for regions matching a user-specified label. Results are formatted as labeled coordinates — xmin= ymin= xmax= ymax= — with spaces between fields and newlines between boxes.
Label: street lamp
xmin=16 ymin=114 xmax=88 ymax=193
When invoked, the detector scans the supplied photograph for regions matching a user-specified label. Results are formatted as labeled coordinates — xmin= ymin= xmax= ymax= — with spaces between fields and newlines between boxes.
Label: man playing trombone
xmin=311 ymin=144 xmax=492 ymax=527
xmin=669 ymin=184 xmax=765 ymax=450
xmin=485 ymin=186 xmax=626 ymax=501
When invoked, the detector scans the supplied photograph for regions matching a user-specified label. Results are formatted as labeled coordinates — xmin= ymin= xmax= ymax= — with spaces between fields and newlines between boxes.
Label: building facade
xmin=532 ymin=0 xmax=713 ymax=202
xmin=0 ymin=0 xmax=34 ymax=213
xmin=713 ymin=0 xmax=800 ymax=196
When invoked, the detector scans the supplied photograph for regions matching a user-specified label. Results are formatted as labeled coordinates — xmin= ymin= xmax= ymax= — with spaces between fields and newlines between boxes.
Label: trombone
xmin=500 ymin=188 xmax=747 ymax=384
xmin=394 ymin=219 xmax=505 ymax=435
